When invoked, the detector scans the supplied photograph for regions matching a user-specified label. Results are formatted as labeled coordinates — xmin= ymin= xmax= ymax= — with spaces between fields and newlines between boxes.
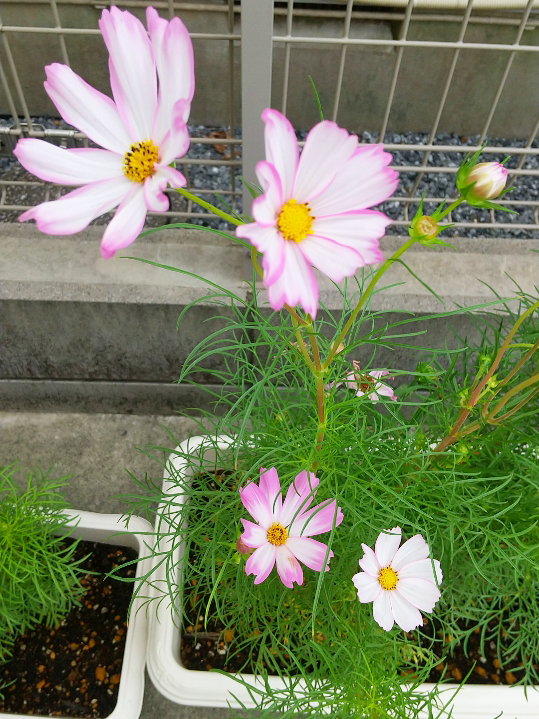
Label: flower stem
xmin=323 ymin=237 xmax=417 ymax=369
xmin=437 ymin=196 xmax=465 ymax=221
xmin=250 ymin=247 xmax=263 ymax=280
xmin=307 ymin=325 xmax=326 ymax=451
xmin=290 ymin=314 xmax=316 ymax=374
xmin=175 ymin=187 xmax=244 ymax=226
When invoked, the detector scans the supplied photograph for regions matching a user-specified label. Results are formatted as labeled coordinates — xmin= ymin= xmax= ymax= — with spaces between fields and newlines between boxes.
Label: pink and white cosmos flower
xmin=239 ymin=467 xmax=344 ymax=588
xmin=236 ymin=109 xmax=398 ymax=318
xmin=329 ymin=360 xmax=397 ymax=403
xmin=352 ymin=527 xmax=442 ymax=632
xmin=14 ymin=6 xmax=194 ymax=259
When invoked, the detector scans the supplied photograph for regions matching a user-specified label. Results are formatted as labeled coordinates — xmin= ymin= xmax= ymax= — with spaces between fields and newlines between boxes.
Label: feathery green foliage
xmin=0 ymin=465 xmax=86 ymax=665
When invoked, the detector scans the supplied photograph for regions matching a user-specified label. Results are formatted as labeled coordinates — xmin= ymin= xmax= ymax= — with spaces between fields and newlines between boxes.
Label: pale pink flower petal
xmin=236 ymin=222 xmax=285 ymax=285
xmin=158 ymin=115 xmax=191 ymax=166
xmin=371 ymin=383 xmax=397 ymax=402
xmin=280 ymin=470 xmax=319 ymax=527
xmin=156 ymin=164 xmax=187 ymax=189
xmin=99 ymin=7 xmax=157 ymax=140
xmin=391 ymin=534 xmax=430 ymax=571
xmin=293 ymin=121 xmax=358 ymax=203
xmin=44 ymin=64 xmax=131 ymax=153
xmin=266 ymin=241 xmax=318 ymax=317
xmin=352 ymin=572 xmax=381 ymax=603
xmin=147 ymin=7 xmax=194 ymax=145
xmin=369 ymin=370 xmax=391 ymax=379
xmin=245 ymin=543 xmax=277 ymax=585
xmin=19 ymin=178 xmax=132 ymax=235
xmin=259 ymin=468 xmax=282 ymax=516
xmin=310 ymin=211 xmax=389 ymax=264
xmin=14 ymin=141 xmax=123 ymax=186
xmin=397 ymin=577 xmax=441 ymax=613
xmin=262 ymin=108 xmax=299 ymax=200
xmin=398 ymin=558 xmax=443 ymax=585
xmin=252 ymin=161 xmax=283 ymax=226
xmin=372 ymin=590 xmax=394 ymax=632
xmin=275 ymin=545 xmax=304 ymax=588
xmin=285 ymin=536 xmax=333 ymax=572
xmin=299 ymin=235 xmax=363 ymax=283
xmin=240 ymin=519 xmax=268 ymax=549
xmin=374 ymin=527 xmax=402 ymax=568
xmin=358 ymin=544 xmax=381 ymax=577
xmin=99 ymin=185 xmax=147 ymax=258
xmin=390 ymin=590 xmax=423 ymax=632
xmin=311 ymin=145 xmax=398 ymax=217
xmin=239 ymin=482 xmax=273 ymax=529
xmin=290 ymin=499 xmax=343 ymax=538
xmin=142 ymin=172 xmax=169 ymax=212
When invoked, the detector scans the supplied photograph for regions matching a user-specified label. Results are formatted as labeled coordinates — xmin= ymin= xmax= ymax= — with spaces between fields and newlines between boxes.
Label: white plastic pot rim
xmin=1 ymin=509 xmax=153 ymax=719
xmin=146 ymin=435 xmax=539 ymax=717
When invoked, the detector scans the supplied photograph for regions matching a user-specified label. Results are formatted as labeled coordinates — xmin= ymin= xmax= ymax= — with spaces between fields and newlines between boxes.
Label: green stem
xmin=307 ymin=326 xmax=326 ymax=451
xmin=250 ymin=247 xmax=263 ymax=280
xmin=175 ymin=187 xmax=244 ymax=226
xmin=290 ymin=314 xmax=316 ymax=374
xmin=437 ymin=196 xmax=465 ymax=220
xmin=323 ymin=237 xmax=417 ymax=369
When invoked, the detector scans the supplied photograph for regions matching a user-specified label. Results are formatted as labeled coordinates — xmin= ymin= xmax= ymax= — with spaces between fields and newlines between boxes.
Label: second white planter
xmin=146 ymin=435 xmax=539 ymax=719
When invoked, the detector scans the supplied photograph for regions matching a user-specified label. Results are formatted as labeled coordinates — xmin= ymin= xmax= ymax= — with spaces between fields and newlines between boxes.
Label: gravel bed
xmin=1 ymin=116 xmax=537 ymax=238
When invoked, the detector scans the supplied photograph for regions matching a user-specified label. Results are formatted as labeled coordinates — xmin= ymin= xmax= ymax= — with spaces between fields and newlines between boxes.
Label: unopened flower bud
xmin=236 ymin=537 xmax=252 ymax=555
xmin=415 ymin=215 xmax=439 ymax=240
xmin=464 ymin=162 xmax=508 ymax=201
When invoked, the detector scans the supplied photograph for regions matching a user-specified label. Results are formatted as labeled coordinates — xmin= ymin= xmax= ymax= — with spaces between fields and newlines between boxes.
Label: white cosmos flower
xmin=14 ymin=6 xmax=194 ymax=259
xmin=352 ymin=526 xmax=442 ymax=632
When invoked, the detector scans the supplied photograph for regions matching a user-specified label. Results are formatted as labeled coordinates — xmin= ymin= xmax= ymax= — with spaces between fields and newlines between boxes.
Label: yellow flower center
xmin=276 ymin=199 xmax=314 ymax=243
xmin=416 ymin=215 xmax=438 ymax=240
xmin=123 ymin=140 xmax=159 ymax=183
xmin=266 ymin=523 xmax=288 ymax=546
xmin=378 ymin=566 xmax=398 ymax=591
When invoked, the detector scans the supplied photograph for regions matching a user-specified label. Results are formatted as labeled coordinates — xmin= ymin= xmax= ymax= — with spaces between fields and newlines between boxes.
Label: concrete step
xmin=1 ymin=224 xmax=537 ymax=413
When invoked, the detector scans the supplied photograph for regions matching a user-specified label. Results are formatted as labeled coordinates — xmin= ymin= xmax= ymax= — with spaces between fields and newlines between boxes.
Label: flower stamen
xmin=277 ymin=199 xmax=314 ymax=243
xmin=378 ymin=566 xmax=398 ymax=591
xmin=266 ymin=522 xmax=288 ymax=546
xmin=123 ymin=140 xmax=159 ymax=183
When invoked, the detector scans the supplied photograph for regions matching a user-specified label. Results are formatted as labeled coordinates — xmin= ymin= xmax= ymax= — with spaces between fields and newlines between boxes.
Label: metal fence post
xmin=241 ymin=0 xmax=274 ymax=214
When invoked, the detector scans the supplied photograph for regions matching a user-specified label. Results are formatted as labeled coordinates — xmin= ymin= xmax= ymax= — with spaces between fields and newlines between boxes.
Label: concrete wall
xmin=1 ymin=2 xmax=538 ymax=137
xmin=1 ymin=224 xmax=537 ymax=414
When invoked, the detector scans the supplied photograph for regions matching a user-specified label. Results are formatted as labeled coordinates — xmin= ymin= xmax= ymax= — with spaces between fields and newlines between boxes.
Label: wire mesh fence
xmin=1 ymin=0 xmax=538 ymax=237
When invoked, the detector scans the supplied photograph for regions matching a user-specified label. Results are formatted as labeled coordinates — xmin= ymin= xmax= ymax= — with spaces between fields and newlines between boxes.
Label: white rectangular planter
xmin=146 ymin=435 xmax=539 ymax=719
xmin=2 ymin=509 xmax=153 ymax=719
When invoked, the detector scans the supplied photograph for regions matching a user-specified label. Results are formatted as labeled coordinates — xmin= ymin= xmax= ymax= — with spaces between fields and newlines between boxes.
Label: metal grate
xmin=1 ymin=0 xmax=538 ymax=237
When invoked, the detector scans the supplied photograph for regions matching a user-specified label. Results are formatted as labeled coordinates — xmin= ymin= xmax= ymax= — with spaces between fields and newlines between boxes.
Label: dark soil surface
xmin=0 ymin=539 xmax=137 ymax=717
xmin=417 ymin=616 xmax=539 ymax=686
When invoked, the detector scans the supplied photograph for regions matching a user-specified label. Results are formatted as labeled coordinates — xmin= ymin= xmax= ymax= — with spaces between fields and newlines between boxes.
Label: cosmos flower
xmin=352 ymin=527 xmax=442 ymax=632
xmin=239 ymin=467 xmax=344 ymax=588
xmin=14 ymin=6 xmax=194 ymax=258
xmin=328 ymin=360 xmax=397 ymax=403
xmin=236 ymin=109 xmax=398 ymax=318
